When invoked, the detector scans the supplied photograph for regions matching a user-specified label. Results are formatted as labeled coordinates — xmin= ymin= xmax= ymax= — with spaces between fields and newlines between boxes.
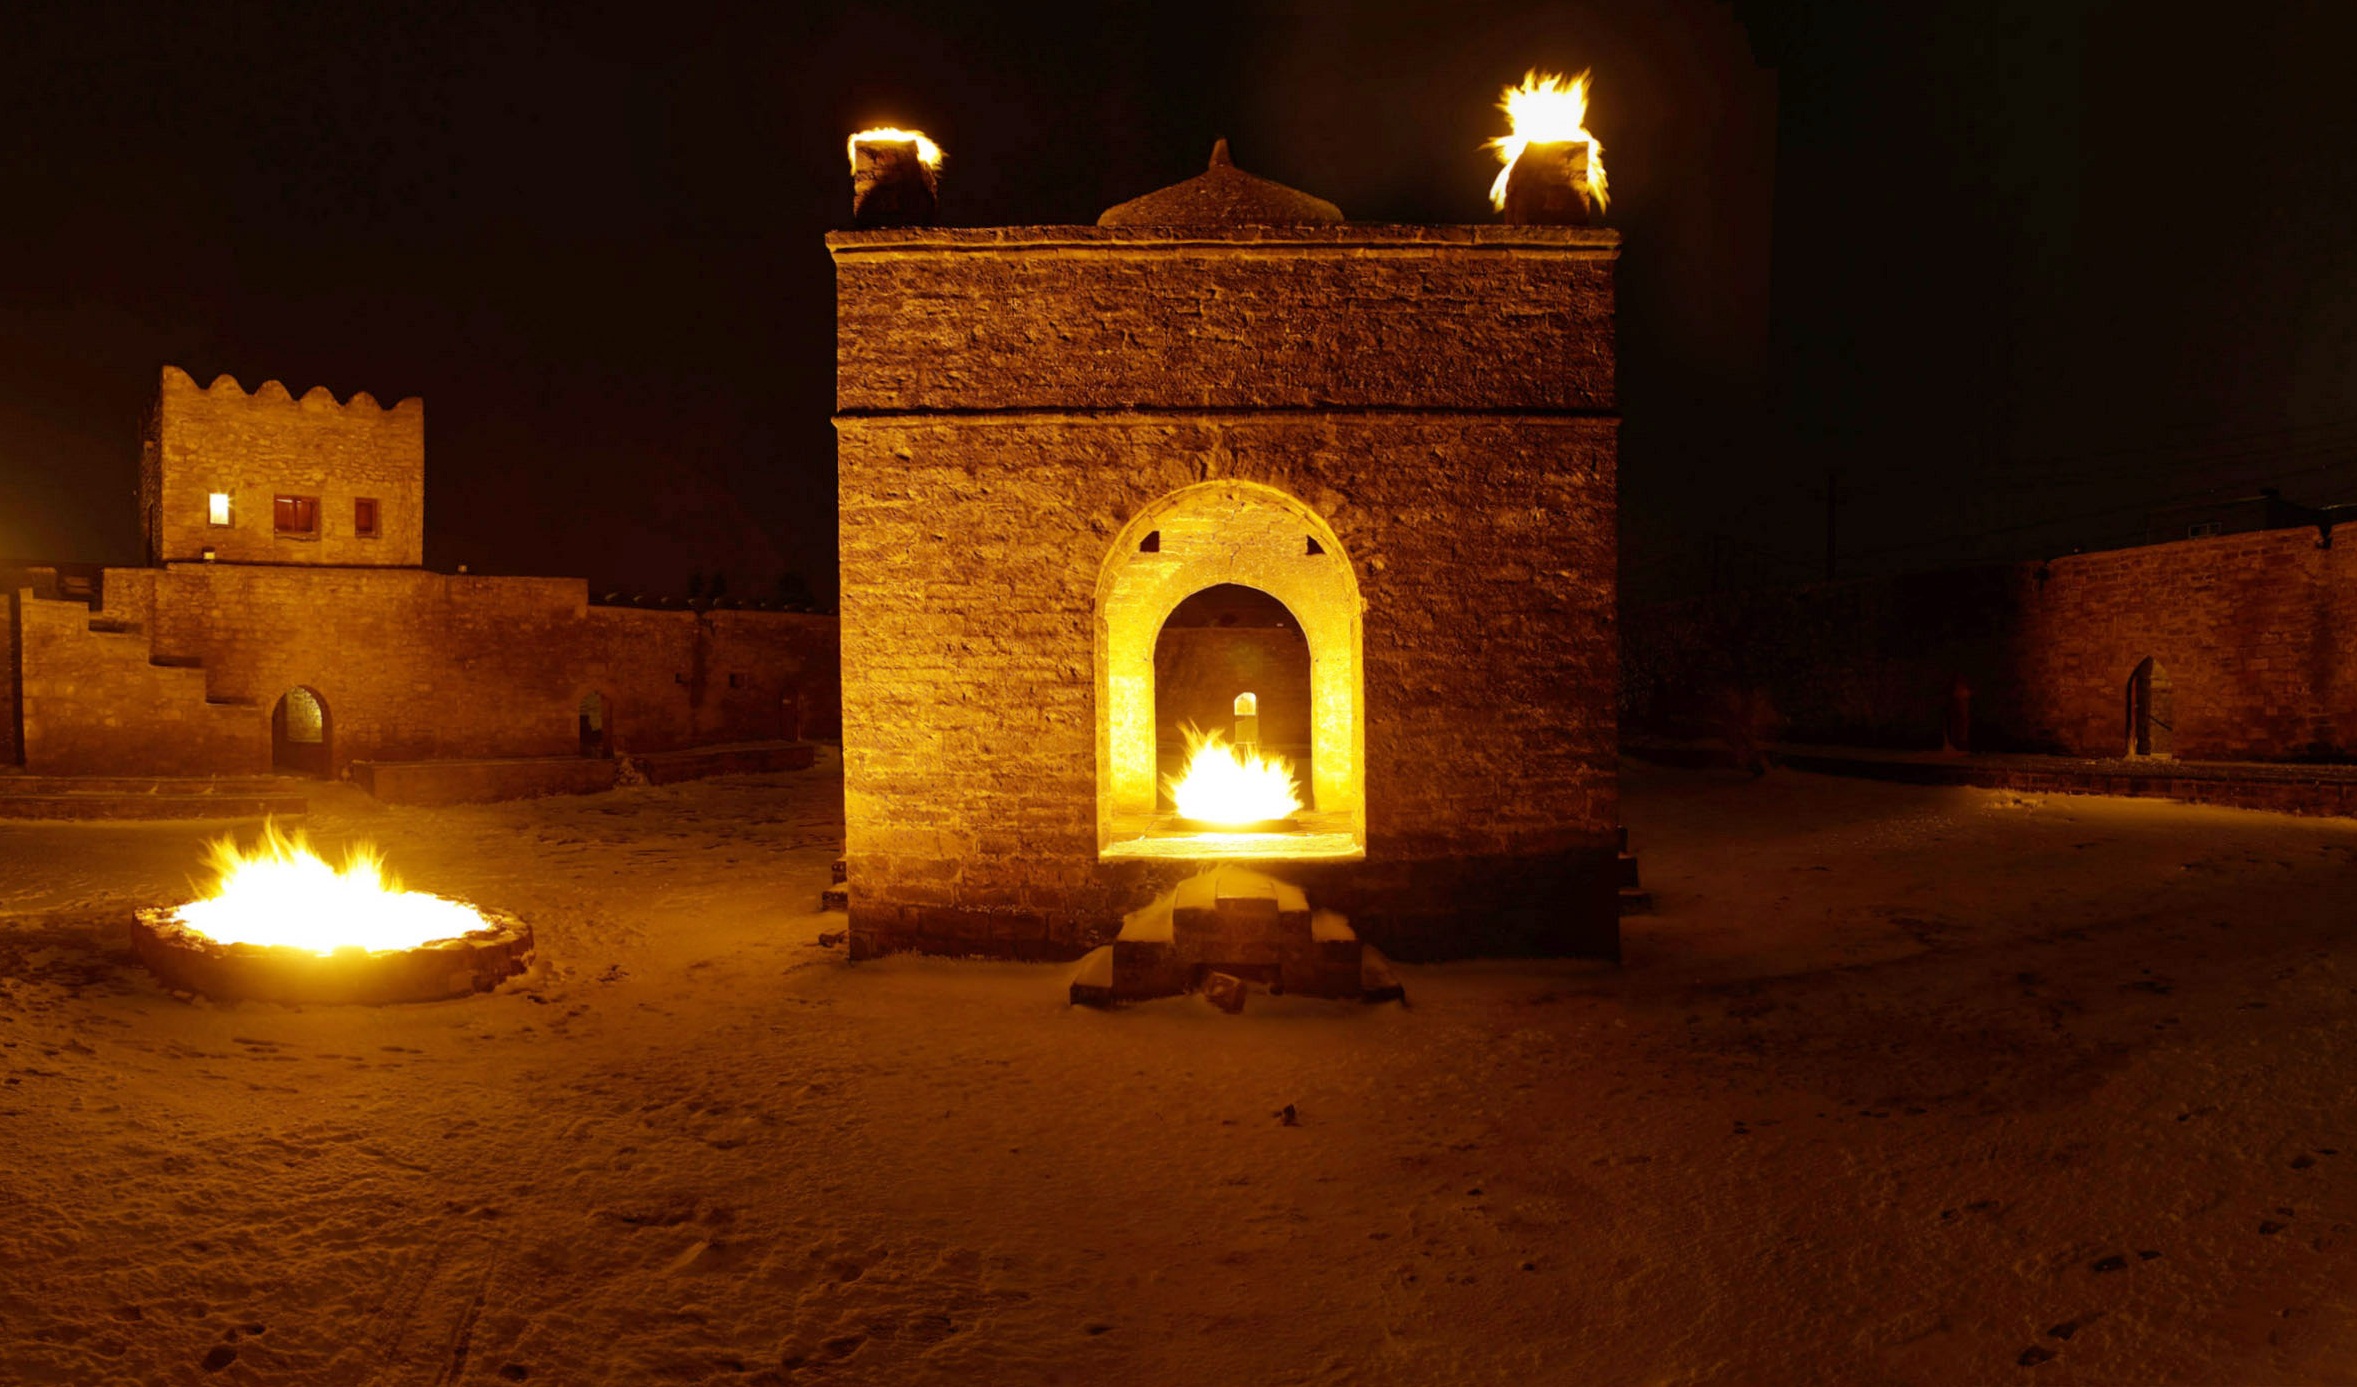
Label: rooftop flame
xmin=846 ymin=127 xmax=943 ymax=173
xmin=168 ymin=819 xmax=490 ymax=955
xmin=1164 ymin=724 xmax=1302 ymax=826
xmin=1487 ymin=69 xmax=1608 ymax=213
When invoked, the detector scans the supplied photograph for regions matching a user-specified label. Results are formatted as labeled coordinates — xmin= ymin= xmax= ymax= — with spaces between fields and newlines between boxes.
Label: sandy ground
xmin=3 ymin=752 xmax=2356 ymax=1385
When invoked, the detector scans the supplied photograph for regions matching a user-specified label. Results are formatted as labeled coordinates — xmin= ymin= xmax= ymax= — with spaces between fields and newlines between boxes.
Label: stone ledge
xmin=828 ymin=224 xmax=1621 ymax=255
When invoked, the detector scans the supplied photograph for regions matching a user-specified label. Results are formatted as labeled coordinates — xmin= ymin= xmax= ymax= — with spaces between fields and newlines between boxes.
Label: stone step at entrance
xmin=1071 ymin=864 xmax=1400 ymax=1006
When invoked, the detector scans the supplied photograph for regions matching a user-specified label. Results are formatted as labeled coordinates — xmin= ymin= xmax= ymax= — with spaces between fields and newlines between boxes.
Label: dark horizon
xmin=4 ymin=0 xmax=2352 ymax=604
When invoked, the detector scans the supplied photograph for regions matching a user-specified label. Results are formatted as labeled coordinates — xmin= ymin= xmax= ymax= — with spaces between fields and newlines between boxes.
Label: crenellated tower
xmin=138 ymin=366 xmax=425 ymax=568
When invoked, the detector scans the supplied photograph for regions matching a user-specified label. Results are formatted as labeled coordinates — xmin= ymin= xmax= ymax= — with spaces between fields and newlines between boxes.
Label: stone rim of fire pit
xmin=130 ymin=905 xmax=534 ymax=1005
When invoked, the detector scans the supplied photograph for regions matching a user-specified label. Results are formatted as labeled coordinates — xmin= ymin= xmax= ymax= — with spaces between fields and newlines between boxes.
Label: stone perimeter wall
xmin=834 ymin=225 xmax=1622 ymax=964
xmin=12 ymin=565 xmax=840 ymax=778
xmin=1626 ymin=527 xmax=2357 ymax=761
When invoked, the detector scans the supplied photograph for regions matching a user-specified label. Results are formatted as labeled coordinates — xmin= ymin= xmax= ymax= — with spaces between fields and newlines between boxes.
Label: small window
xmin=273 ymin=495 xmax=319 ymax=536
xmin=1305 ymin=536 xmax=1325 ymax=555
xmin=207 ymin=492 xmax=232 ymax=526
xmin=1234 ymin=691 xmax=1258 ymax=717
xmin=1140 ymin=530 xmax=1161 ymax=553
xmin=355 ymin=497 xmax=380 ymax=538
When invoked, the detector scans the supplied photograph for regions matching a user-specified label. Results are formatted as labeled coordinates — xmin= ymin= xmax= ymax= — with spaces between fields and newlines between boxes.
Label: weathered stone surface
xmin=142 ymin=366 xmax=427 ymax=568
xmin=829 ymin=225 xmax=1617 ymax=414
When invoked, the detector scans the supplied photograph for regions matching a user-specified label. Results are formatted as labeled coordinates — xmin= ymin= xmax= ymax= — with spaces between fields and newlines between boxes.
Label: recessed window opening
xmin=1139 ymin=530 xmax=1160 ymax=553
xmin=207 ymin=492 xmax=232 ymax=526
xmin=1305 ymin=536 xmax=1324 ymax=555
xmin=355 ymin=497 xmax=380 ymax=538
xmin=273 ymin=495 xmax=319 ymax=536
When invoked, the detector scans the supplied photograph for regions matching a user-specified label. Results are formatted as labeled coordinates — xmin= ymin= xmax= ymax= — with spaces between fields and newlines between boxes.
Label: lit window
xmin=208 ymin=492 xmax=232 ymax=526
xmin=1233 ymin=692 xmax=1258 ymax=717
xmin=273 ymin=495 xmax=319 ymax=536
xmin=355 ymin=497 xmax=380 ymax=538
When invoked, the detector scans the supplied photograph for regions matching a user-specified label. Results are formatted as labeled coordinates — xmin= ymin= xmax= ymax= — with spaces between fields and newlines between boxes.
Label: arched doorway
xmin=1095 ymin=480 xmax=1364 ymax=852
xmin=1152 ymin=584 xmax=1313 ymax=807
xmin=579 ymin=691 xmax=610 ymax=757
xmin=271 ymin=687 xmax=330 ymax=778
xmin=2127 ymin=658 xmax=2174 ymax=758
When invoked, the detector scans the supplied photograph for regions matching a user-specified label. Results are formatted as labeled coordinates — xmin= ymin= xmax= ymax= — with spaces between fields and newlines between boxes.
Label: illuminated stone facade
xmin=832 ymin=214 xmax=1623 ymax=964
xmin=4 ymin=369 xmax=838 ymax=784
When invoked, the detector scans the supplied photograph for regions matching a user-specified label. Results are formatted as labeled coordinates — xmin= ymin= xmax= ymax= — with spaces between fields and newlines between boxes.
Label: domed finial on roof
xmin=1098 ymin=140 xmax=1343 ymax=227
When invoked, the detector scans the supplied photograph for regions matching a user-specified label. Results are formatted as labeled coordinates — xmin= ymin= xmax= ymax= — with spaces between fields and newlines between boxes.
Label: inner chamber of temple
xmin=1154 ymin=584 xmax=1313 ymax=808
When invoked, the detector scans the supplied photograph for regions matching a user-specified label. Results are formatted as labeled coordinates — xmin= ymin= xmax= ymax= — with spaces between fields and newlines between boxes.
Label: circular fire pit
xmin=132 ymin=905 xmax=533 ymax=1005
xmin=129 ymin=819 xmax=534 ymax=1005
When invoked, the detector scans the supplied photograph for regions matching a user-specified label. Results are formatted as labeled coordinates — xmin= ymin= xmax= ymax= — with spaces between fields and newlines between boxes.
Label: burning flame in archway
xmin=846 ymin=127 xmax=944 ymax=172
xmin=1488 ymin=69 xmax=1608 ymax=212
xmin=168 ymin=820 xmax=489 ymax=955
xmin=1164 ymin=725 xmax=1302 ymax=826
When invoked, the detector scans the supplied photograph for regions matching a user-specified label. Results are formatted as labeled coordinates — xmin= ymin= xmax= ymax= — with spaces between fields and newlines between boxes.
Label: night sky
xmin=4 ymin=1 xmax=2352 ymax=604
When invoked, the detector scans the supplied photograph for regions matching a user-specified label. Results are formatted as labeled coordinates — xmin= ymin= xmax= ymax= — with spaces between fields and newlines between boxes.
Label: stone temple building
xmin=0 ymin=366 xmax=837 ymax=799
xmin=830 ymin=146 xmax=1623 ymax=974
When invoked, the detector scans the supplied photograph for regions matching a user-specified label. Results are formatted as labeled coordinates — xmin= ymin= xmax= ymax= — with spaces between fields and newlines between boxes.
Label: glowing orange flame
xmin=1164 ymin=724 xmax=1302 ymax=825
xmin=846 ymin=127 xmax=944 ymax=173
xmin=1487 ymin=69 xmax=1608 ymax=213
xmin=167 ymin=819 xmax=489 ymax=955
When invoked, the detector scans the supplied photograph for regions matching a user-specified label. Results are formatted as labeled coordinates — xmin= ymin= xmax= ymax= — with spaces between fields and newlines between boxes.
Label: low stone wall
xmin=1627 ymin=528 xmax=2357 ymax=762
xmin=350 ymin=756 xmax=617 ymax=806
xmin=634 ymin=740 xmax=816 ymax=784
xmin=352 ymin=740 xmax=819 ymax=806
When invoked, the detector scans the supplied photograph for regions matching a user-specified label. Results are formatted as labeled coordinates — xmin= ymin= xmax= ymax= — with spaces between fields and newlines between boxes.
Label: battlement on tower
xmin=140 ymin=366 xmax=426 ymax=568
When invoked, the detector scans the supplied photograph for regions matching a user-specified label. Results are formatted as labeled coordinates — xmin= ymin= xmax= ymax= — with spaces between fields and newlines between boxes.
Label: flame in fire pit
xmin=167 ymin=820 xmax=490 ymax=956
xmin=1487 ymin=69 xmax=1608 ymax=213
xmin=846 ymin=126 xmax=944 ymax=172
xmin=1164 ymin=724 xmax=1302 ymax=826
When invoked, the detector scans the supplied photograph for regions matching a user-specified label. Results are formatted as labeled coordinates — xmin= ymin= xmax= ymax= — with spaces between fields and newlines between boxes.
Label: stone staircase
xmin=1070 ymin=864 xmax=1402 ymax=1006
xmin=16 ymin=587 xmax=264 ymax=779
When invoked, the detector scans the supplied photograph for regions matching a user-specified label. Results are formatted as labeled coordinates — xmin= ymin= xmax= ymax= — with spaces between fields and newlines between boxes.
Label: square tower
xmin=831 ymin=149 xmax=1622 ymax=964
xmin=140 ymin=366 xmax=425 ymax=567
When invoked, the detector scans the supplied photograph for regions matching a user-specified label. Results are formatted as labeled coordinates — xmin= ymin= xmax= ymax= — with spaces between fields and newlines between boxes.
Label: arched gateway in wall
xmin=270 ymin=686 xmax=330 ymax=778
xmin=1094 ymin=481 xmax=1364 ymax=854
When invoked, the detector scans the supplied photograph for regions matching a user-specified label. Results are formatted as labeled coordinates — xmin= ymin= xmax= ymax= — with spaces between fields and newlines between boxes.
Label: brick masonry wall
xmin=1628 ymin=528 xmax=2357 ymax=762
xmin=3 ymin=584 xmax=24 ymax=767
xmin=1154 ymin=626 xmax=1315 ymax=768
xmin=15 ymin=563 xmax=839 ymax=778
xmin=834 ymin=226 xmax=1617 ymax=414
xmin=834 ymin=224 xmax=1621 ymax=963
xmin=148 ymin=367 xmax=427 ymax=567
